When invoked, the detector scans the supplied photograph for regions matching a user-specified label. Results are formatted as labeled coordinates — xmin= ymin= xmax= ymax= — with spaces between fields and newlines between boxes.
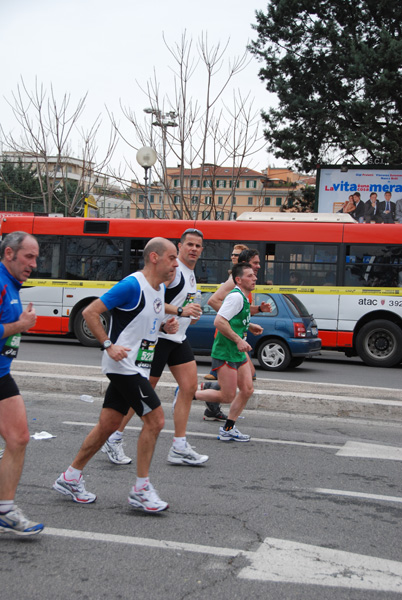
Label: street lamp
xmin=136 ymin=146 xmax=157 ymax=219
xmin=144 ymin=108 xmax=179 ymax=217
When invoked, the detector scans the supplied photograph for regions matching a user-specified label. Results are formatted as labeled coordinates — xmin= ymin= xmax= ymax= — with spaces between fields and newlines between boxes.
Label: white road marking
xmin=44 ymin=527 xmax=240 ymax=556
xmin=238 ymin=537 xmax=402 ymax=592
xmin=62 ymin=421 xmax=340 ymax=449
xmin=62 ymin=422 xmax=402 ymax=459
xmin=337 ymin=441 xmax=402 ymax=461
xmin=43 ymin=527 xmax=402 ymax=592
xmin=314 ymin=488 xmax=402 ymax=504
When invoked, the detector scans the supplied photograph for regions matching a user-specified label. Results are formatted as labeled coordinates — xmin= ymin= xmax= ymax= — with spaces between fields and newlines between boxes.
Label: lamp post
xmin=144 ymin=108 xmax=178 ymax=217
xmin=136 ymin=146 xmax=157 ymax=218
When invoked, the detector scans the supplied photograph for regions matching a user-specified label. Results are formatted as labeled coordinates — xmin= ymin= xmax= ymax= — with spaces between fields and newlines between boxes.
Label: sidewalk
xmin=12 ymin=360 xmax=402 ymax=422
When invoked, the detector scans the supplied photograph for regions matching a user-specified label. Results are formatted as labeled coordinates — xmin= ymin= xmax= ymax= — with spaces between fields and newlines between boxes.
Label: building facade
xmin=130 ymin=164 xmax=314 ymax=220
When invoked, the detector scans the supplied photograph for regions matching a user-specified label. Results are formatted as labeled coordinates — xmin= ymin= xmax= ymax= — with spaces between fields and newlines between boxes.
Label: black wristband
xmin=160 ymin=323 xmax=167 ymax=334
xmin=258 ymin=305 xmax=262 ymax=312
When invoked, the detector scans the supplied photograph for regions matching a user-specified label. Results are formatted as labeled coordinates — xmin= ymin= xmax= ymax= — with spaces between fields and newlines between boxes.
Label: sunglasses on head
xmin=182 ymin=228 xmax=203 ymax=238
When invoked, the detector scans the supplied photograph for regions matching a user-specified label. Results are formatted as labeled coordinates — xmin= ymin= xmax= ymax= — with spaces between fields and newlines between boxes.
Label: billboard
xmin=316 ymin=165 xmax=402 ymax=214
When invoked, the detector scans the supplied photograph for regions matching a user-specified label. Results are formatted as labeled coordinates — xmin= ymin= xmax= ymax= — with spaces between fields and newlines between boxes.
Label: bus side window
xmin=264 ymin=242 xmax=338 ymax=286
xmin=35 ymin=237 xmax=61 ymax=279
xmin=129 ymin=240 xmax=146 ymax=273
xmin=264 ymin=243 xmax=276 ymax=284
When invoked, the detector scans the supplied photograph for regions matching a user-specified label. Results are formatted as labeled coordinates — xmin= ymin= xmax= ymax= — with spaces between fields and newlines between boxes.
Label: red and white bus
xmin=1 ymin=212 xmax=402 ymax=367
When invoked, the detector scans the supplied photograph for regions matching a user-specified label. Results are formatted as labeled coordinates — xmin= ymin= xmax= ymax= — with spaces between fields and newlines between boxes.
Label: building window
xmin=205 ymin=196 xmax=212 ymax=205
xmin=139 ymin=195 xmax=144 ymax=204
xmin=149 ymin=195 xmax=154 ymax=204
xmin=174 ymin=210 xmax=180 ymax=219
xmin=264 ymin=197 xmax=271 ymax=206
xmin=248 ymin=197 xmax=253 ymax=205
xmin=216 ymin=211 xmax=224 ymax=220
xmin=174 ymin=196 xmax=180 ymax=204
xmin=191 ymin=210 xmax=197 ymax=219
xmin=173 ymin=179 xmax=179 ymax=187
xmin=203 ymin=210 xmax=211 ymax=219
xmin=191 ymin=196 xmax=198 ymax=204
xmin=217 ymin=179 xmax=226 ymax=188
xmin=276 ymin=197 xmax=282 ymax=206
xmin=232 ymin=197 xmax=236 ymax=205
xmin=136 ymin=208 xmax=145 ymax=218
xmin=229 ymin=212 xmax=237 ymax=220
xmin=218 ymin=196 xmax=223 ymax=205
xmin=191 ymin=179 xmax=199 ymax=188
xmin=203 ymin=179 xmax=212 ymax=188
xmin=246 ymin=180 xmax=257 ymax=189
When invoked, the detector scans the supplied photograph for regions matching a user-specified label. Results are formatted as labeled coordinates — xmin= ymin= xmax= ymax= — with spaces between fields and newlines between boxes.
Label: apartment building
xmin=130 ymin=164 xmax=313 ymax=220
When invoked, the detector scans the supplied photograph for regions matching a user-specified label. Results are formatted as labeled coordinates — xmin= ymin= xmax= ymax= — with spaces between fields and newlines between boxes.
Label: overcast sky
xmin=1 ymin=0 xmax=279 ymax=180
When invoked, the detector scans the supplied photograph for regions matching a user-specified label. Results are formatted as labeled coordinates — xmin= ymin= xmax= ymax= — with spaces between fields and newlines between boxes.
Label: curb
xmin=12 ymin=360 xmax=402 ymax=422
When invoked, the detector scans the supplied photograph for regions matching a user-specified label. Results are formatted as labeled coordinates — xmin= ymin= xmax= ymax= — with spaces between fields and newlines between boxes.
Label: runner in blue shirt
xmin=0 ymin=231 xmax=44 ymax=536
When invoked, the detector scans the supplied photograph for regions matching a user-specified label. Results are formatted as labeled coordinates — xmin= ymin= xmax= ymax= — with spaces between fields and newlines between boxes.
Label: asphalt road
xmin=2 ymin=390 xmax=402 ymax=599
xmin=2 ymin=337 xmax=402 ymax=598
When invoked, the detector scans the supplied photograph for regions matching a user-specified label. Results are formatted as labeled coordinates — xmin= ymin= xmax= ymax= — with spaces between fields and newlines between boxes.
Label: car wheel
xmin=257 ymin=338 xmax=292 ymax=371
xmin=289 ymin=357 xmax=304 ymax=368
xmin=355 ymin=320 xmax=402 ymax=367
xmin=73 ymin=306 xmax=110 ymax=347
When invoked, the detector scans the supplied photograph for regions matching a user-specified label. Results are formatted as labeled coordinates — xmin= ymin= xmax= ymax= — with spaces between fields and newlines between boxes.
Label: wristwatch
xmin=102 ymin=339 xmax=112 ymax=350
xmin=177 ymin=307 xmax=183 ymax=317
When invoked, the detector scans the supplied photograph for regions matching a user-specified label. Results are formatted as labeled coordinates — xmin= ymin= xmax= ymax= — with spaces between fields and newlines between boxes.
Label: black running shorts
xmin=103 ymin=373 xmax=161 ymax=417
xmin=0 ymin=373 xmax=20 ymax=401
xmin=150 ymin=338 xmax=195 ymax=378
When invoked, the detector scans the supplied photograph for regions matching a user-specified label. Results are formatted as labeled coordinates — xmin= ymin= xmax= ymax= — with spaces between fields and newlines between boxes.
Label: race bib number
xmin=1 ymin=333 xmax=21 ymax=359
xmin=135 ymin=339 xmax=156 ymax=369
xmin=182 ymin=293 xmax=194 ymax=307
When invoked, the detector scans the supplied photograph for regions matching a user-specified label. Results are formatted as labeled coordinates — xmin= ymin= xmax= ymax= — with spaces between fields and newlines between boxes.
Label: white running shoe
xmin=53 ymin=473 xmax=97 ymax=503
xmin=0 ymin=506 xmax=44 ymax=536
xmin=128 ymin=483 xmax=168 ymax=513
xmin=217 ymin=426 xmax=250 ymax=442
xmin=167 ymin=442 xmax=209 ymax=465
xmin=101 ymin=439 xmax=132 ymax=465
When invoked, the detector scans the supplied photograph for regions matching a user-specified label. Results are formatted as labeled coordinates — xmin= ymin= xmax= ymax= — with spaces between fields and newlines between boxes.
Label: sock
xmin=173 ymin=436 xmax=186 ymax=451
xmin=0 ymin=500 xmax=14 ymax=514
xmin=224 ymin=419 xmax=235 ymax=431
xmin=109 ymin=431 xmax=123 ymax=444
xmin=65 ymin=466 xmax=82 ymax=482
xmin=134 ymin=477 xmax=149 ymax=492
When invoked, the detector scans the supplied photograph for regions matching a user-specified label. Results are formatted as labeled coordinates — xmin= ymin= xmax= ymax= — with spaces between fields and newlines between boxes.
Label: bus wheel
xmin=356 ymin=320 xmax=402 ymax=367
xmin=74 ymin=307 xmax=110 ymax=347
xmin=257 ymin=339 xmax=291 ymax=371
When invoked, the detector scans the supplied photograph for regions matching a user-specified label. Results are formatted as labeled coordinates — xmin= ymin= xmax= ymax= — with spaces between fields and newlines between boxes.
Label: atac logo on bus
xmin=358 ymin=298 xmax=378 ymax=305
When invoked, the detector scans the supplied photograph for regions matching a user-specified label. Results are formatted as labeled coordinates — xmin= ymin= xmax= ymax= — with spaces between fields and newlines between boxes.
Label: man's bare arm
xmin=83 ymin=298 xmax=131 ymax=361
xmin=208 ymin=278 xmax=234 ymax=312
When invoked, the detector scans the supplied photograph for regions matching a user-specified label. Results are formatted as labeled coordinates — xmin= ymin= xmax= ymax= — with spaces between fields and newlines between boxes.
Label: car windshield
xmin=282 ymin=293 xmax=311 ymax=317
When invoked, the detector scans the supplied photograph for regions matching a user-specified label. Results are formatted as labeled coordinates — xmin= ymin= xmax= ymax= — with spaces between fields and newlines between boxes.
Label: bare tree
xmin=0 ymin=78 xmax=117 ymax=215
xmin=109 ymin=32 xmax=266 ymax=219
